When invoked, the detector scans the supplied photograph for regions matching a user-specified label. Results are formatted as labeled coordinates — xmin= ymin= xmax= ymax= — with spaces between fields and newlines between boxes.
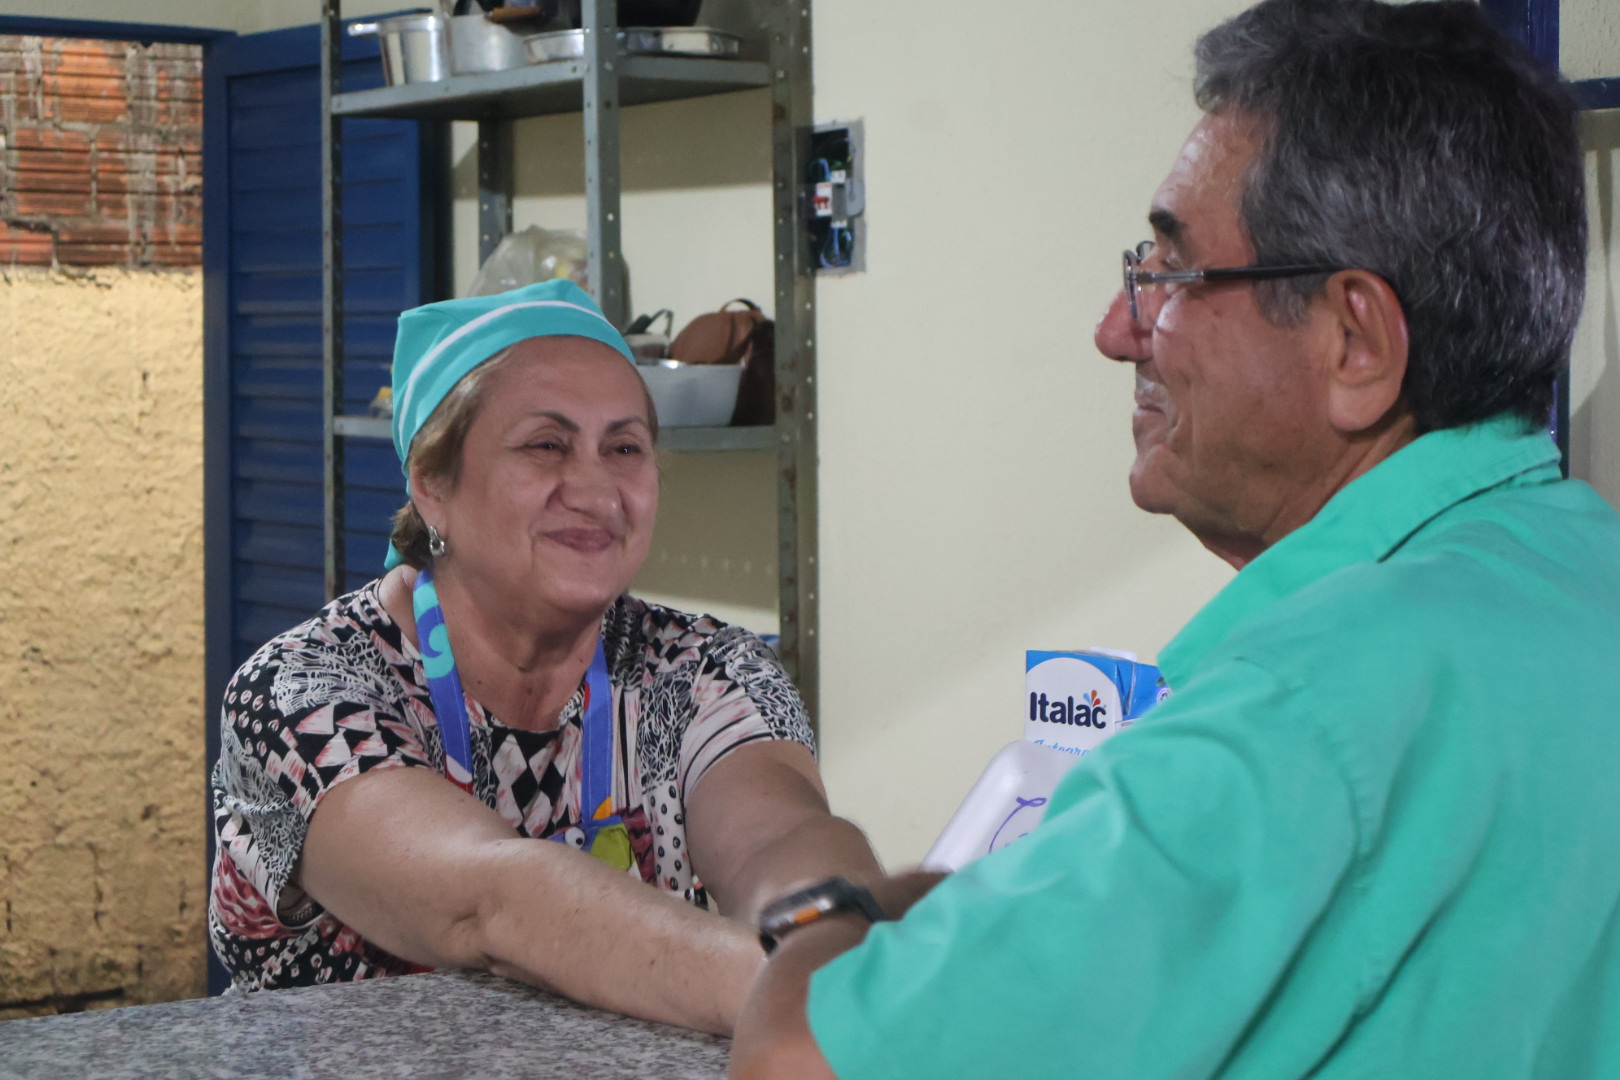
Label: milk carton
xmin=1024 ymin=650 xmax=1169 ymax=756
xmin=922 ymin=651 xmax=1170 ymax=872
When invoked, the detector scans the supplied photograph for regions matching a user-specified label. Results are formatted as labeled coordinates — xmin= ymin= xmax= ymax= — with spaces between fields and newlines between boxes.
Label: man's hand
xmin=728 ymin=870 xmax=947 ymax=1079
xmin=867 ymin=869 xmax=945 ymax=920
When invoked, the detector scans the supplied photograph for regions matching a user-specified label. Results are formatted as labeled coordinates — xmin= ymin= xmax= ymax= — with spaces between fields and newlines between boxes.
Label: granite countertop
xmin=0 ymin=970 xmax=731 ymax=1079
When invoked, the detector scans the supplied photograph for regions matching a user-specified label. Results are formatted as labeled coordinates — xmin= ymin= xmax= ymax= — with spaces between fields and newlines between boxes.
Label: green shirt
xmin=808 ymin=418 xmax=1620 ymax=1079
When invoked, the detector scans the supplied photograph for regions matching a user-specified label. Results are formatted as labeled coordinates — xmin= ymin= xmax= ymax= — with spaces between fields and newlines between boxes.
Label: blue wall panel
xmin=211 ymin=24 xmax=435 ymax=659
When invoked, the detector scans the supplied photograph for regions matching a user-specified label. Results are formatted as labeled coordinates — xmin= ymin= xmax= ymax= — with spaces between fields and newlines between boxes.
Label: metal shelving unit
xmin=331 ymin=54 xmax=771 ymax=120
xmin=320 ymin=0 xmax=821 ymax=709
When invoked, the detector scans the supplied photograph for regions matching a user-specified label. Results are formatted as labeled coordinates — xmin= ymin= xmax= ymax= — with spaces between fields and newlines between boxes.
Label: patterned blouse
xmin=209 ymin=580 xmax=814 ymax=991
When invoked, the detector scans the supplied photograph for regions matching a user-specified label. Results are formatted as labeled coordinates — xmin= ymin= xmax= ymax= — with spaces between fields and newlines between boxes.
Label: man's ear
xmin=1322 ymin=270 xmax=1409 ymax=435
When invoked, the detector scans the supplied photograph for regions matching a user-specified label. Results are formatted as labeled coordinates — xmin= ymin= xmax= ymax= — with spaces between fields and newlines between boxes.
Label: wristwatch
xmin=757 ymin=876 xmax=889 ymax=953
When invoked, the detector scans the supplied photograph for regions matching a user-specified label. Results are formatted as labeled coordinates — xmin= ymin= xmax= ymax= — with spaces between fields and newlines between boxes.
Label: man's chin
xmin=1127 ymin=461 xmax=1177 ymax=516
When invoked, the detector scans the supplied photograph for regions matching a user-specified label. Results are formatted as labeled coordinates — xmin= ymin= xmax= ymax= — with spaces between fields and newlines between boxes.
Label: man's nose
xmin=1094 ymin=289 xmax=1150 ymax=365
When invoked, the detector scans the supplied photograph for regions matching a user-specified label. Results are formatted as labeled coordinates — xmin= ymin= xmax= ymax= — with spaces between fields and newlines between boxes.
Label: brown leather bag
xmin=670 ymin=298 xmax=775 ymax=426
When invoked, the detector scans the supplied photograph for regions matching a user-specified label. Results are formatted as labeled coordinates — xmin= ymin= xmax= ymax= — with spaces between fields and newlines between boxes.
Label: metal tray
xmin=525 ymin=26 xmax=741 ymax=64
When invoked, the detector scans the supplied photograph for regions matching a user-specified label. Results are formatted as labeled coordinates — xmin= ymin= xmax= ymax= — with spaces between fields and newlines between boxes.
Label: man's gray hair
xmin=1195 ymin=0 xmax=1586 ymax=432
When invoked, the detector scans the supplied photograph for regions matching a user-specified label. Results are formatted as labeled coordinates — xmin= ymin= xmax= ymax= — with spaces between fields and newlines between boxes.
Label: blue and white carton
xmin=1024 ymin=650 xmax=1170 ymax=756
xmin=922 ymin=651 xmax=1170 ymax=872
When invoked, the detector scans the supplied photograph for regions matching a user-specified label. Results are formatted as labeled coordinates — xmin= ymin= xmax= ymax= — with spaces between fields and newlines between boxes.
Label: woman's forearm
xmin=472 ymin=836 xmax=763 ymax=1034
xmin=301 ymin=767 xmax=763 ymax=1035
xmin=686 ymin=742 xmax=886 ymax=925
xmin=716 ymin=814 xmax=885 ymax=925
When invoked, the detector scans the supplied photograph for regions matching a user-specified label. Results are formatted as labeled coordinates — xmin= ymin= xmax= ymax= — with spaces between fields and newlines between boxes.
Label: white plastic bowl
xmin=637 ymin=361 xmax=742 ymax=427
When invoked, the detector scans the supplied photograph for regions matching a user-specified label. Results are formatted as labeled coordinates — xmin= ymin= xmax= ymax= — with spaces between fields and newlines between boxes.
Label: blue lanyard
xmin=412 ymin=566 xmax=620 ymax=842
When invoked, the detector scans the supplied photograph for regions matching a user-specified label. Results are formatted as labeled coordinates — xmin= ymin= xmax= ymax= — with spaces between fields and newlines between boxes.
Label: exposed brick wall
xmin=0 ymin=37 xmax=201 ymax=269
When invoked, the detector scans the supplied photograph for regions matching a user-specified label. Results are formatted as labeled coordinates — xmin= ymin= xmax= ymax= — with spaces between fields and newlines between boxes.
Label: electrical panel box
xmin=809 ymin=120 xmax=865 ymax=275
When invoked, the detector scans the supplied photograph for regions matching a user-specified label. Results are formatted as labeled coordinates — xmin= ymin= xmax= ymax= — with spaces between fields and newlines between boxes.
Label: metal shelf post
xmin=477 ymin=119 xmax=514 ymax=265
xmin=769 ymin=1 xmax=818 ymax=714
xmin=582 ymin=0 xmax=627 ymax=327
xmin=321 ymin=0 xmax=346 ymax=600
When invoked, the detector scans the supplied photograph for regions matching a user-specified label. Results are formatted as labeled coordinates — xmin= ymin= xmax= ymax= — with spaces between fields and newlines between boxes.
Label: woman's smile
xmin=544 ymin=526 xmax=618 ymax=554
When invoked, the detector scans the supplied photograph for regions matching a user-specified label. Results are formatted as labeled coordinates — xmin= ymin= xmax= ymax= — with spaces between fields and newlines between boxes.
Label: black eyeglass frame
xmin=1123 ymin=241 xmax=1343 ymax=327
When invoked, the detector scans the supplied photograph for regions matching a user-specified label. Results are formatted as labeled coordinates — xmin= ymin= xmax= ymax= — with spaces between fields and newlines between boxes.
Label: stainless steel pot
xmin=349 ymin=13 xmax=450 ymax=86
xmin=448 ymin=13 xmax=533 ymax=75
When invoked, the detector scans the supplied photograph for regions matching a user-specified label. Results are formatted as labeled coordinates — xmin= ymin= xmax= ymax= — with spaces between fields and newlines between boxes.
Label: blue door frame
xmin=201 ymin=20 xmax=445 ymax=994
xmin=1481 ymin=0 xmax=1620 ymax=110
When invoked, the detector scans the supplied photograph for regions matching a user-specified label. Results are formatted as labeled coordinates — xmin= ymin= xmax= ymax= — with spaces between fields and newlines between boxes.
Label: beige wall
xmin=1563 ymin=0 xmax=1620 ymax=81
xmin=1573 ymin=112 xmax=1620 ymax=507
xmin=1568 ymin=0 xmax=1620 ymax=509
xmin=0 ymin=269 xmax=205 ymax=1017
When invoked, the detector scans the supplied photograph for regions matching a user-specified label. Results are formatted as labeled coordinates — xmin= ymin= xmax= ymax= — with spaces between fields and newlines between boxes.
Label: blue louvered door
xmin=202 ymin=21 xmax=441 ymax=993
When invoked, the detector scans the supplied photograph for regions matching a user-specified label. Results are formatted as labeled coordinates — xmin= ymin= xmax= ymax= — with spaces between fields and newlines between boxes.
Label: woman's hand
xmin=298 ymin=766 xmax=763 ymax=1034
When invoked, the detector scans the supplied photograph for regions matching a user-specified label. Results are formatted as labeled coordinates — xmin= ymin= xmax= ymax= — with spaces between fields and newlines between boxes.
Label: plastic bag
xmin=468 ymin=225 xmax=590 ymax=296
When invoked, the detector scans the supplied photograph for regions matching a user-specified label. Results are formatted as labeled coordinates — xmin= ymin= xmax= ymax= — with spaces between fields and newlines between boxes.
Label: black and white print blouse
xmin=208 ymin=580 xmax=814 ymax=990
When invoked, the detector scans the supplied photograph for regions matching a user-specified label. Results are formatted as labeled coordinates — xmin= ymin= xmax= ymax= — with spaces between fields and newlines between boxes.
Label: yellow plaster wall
xmin=0 ymin=268 xmax=205 ymax=1017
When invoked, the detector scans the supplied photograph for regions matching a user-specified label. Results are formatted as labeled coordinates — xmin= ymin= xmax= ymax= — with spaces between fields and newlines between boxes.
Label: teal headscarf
xmin=384 ymin=279 xmax=637 ymax=569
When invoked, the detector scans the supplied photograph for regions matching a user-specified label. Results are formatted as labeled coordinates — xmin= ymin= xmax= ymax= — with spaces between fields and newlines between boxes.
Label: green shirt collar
xmin=1157 ymin=415 xmax=1562 ymax=687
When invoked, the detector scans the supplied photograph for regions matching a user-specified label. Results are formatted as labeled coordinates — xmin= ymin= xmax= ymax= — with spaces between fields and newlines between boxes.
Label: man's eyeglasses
xmin=1123 ymin=241 xmax=1342 ymax=330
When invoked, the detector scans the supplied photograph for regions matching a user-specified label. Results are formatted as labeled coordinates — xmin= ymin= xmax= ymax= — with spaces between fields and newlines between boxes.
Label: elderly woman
xmin=209 ymin=280 xmax=880 ymax=1034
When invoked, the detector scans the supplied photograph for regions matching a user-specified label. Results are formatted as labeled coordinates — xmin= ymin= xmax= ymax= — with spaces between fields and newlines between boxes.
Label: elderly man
xmin=729 ymin=1 xmax=1620 ymax=1077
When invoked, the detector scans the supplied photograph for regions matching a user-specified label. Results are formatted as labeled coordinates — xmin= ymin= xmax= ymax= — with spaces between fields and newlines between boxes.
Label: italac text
xmin=1029 ymin=691 xmax=1107 ymax=728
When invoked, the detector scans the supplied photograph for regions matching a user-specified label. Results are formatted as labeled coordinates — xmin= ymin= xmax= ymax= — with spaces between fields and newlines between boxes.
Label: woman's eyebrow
xmin=522 ymin=410 xmax=580 ymax=432
xmin=606 ymin=417 xmax=651 ymax=434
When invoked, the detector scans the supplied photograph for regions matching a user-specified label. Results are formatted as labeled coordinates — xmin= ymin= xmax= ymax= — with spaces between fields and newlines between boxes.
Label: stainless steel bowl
xmin=525 ymin=26 xmax=741 ymax=64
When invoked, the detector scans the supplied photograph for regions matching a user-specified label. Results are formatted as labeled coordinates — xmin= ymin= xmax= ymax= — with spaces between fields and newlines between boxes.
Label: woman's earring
xmin=427 ymin=525 xmax=447 ymax=559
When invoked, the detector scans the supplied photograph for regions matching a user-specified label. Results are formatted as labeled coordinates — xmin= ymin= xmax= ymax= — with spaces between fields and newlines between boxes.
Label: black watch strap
xmin=757 ymin=876 xmax=888 ymax=954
